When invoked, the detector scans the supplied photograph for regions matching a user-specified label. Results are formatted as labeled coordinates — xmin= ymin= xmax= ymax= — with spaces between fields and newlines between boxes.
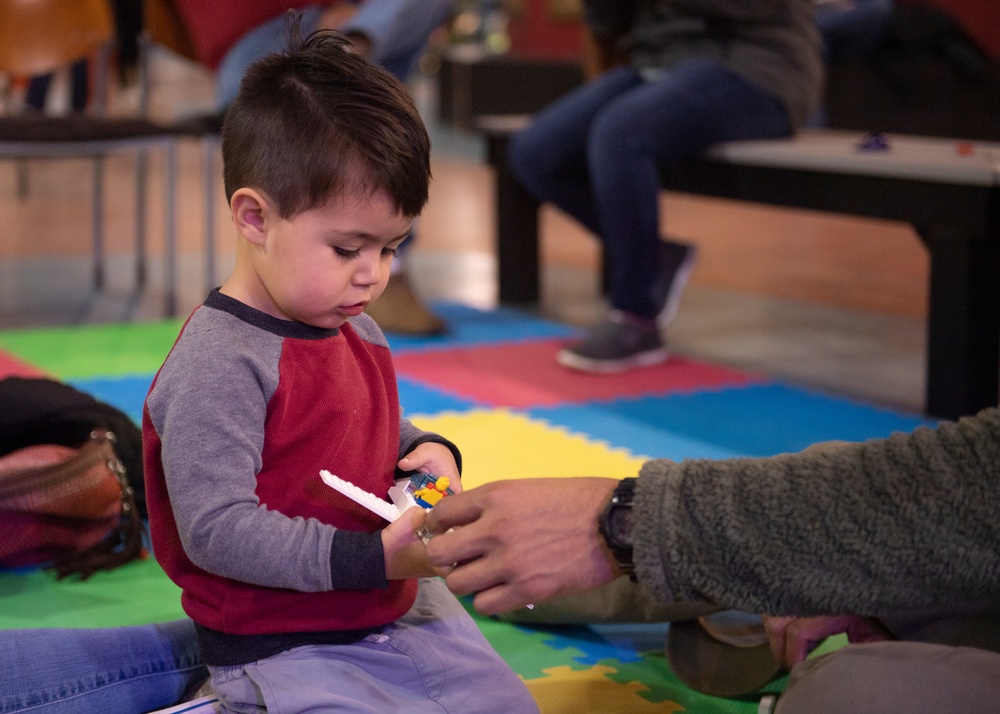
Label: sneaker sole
xmin=556 ymin=346 xmax=668 ymax=373
xmin=656 ymin=248 xmax=698 ymax=329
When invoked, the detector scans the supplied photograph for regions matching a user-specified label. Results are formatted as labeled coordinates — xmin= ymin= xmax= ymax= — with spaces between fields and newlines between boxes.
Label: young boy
xmin=142 ymin=29 xmax=537 ymax=712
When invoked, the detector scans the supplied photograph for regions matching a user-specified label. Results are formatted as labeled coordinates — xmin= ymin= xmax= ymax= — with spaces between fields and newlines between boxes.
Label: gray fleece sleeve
xmin=633 ymin=408 xmax=1000 ymax=616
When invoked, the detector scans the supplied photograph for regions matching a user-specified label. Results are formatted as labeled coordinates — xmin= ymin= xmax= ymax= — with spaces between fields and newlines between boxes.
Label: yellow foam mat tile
xmin=524 ymin=665 xmax=685 ymax=713
xmin=410 ymin=409 xmax=647 ymax=489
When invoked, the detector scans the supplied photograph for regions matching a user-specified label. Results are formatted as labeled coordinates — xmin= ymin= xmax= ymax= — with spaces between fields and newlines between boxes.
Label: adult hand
xmin=762 ymin=615 xmax=893 ymax=669
xmin=424 ymin=478 xmax=622 ymax=615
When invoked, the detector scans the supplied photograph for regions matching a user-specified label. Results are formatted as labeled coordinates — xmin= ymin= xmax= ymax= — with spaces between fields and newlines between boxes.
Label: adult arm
xmin=636 ymin=408 xmax=1000 ymax=615
xmin=428 ymin=409 xmax=1000 ymax=616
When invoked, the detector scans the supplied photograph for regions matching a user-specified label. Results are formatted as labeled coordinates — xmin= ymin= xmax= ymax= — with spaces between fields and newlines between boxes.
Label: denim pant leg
xmin=815 ymin=0 xmax=895 ymax=61
xmin=507 ymin=66 xmax=644 ymax=239
xmin=0 ymin=619 xmax=205 ymax=714
xmin=587 ymin=59 xmax=790 ymax=317
xmin=215 ymin=6 xmax=326 ymax=110
xmin=343 ymin=0 xmax=452 ymax=81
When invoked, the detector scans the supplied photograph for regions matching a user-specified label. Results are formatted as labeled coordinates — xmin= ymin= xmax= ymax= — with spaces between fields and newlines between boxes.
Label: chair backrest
xmin=143 ymin=0 xmax=198 ymax=64
xmin=0 ymin=0 xmax=114 ymax=76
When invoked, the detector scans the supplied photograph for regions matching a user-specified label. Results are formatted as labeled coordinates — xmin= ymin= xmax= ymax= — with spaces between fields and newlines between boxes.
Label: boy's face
xmin=243 ymin=188 xmax=412 ymax=329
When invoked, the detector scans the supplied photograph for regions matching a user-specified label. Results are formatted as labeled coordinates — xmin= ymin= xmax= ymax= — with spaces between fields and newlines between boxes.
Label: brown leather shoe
xmin=365 ymin=273 xmax=447 ymax=336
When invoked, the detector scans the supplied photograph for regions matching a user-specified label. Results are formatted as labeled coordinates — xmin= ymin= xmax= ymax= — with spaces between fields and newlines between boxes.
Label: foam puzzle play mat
xmin=0 ymin=304 xmax=936 ymax=713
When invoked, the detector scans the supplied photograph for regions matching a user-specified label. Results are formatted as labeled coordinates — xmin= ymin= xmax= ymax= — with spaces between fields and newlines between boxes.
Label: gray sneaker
xmin=557 ymin=311 xmax=667 ymax=373
xmin=653 ymin=240 xmax=697 ymax=328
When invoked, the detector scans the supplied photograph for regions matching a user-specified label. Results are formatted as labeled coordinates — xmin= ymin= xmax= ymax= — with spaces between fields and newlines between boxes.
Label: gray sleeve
xmin=633 ymin=408 xmax=1000 ymax=616
xmin=147 ymin=311 xmax=339 ymax=592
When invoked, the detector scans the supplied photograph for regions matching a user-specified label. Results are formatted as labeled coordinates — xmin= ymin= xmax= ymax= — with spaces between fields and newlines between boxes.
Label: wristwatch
xmin=597 ymin=478 xmax=636 ymax=579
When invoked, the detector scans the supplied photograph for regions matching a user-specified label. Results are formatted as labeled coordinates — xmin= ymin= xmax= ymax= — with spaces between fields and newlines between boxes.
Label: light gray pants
xmin=207 ymin=578 xmax=538 ymax=714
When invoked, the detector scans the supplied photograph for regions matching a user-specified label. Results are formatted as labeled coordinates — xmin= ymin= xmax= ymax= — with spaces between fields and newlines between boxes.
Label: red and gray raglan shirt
xmin=142 ymin=290 xmax=461 ymax=666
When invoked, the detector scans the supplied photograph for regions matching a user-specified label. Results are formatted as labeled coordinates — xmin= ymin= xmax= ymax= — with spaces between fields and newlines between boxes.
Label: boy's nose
xmin=355 ymin=256 xmax=388 ymax=286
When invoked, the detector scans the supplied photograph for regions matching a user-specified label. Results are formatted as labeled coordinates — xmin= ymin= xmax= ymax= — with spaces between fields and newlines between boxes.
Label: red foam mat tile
xmin=0 ymin=350 xmax=47 ymax=379
xmin=393 ymin=339 xmax=764 ymax=408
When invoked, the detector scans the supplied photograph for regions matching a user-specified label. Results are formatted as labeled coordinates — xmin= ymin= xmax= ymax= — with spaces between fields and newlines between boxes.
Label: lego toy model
xmin=320 ymin=470 xmax=403 ymax=522
xmin=318 ymin=471 xmax=453 ymax=520
xmin=411 ymin=475 xmax=453 ymax=507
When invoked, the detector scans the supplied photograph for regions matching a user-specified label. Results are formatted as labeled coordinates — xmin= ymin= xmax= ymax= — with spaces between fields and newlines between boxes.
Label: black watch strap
xmin=598 ymin=478 xmax=637 ymax=579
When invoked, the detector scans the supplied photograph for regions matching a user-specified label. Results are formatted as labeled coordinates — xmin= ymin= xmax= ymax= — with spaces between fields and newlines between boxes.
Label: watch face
xmin=609 ymin=505 xmax=633 ymax=548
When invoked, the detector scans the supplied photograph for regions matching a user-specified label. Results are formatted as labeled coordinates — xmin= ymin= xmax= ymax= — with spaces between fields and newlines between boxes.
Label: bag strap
xmin=51 ymin=430 xmax=147 ymax=580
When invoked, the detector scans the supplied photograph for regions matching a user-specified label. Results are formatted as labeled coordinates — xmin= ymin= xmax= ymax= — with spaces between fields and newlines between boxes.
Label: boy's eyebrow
xmin=334 ymin=228 xmax=412 ymax=244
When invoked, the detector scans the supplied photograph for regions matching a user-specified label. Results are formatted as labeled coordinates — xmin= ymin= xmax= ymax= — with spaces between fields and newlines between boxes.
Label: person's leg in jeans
xmin=508 ymin=66 xmax=687 ymax=372
xmin=0 ymin=619 xmax=205 ymax=714
xmin=508 ymin=66 xmax=642 ymax=239
xmin=814 ymin=0 xmax=894 ymax=62
xmin=590 ymin=59 xmax=790 ymax=319
xmin=513 ymin=60 xmax=790 ymax=372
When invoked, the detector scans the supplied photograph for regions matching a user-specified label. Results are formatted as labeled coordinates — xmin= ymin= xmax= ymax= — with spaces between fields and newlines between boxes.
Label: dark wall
xmin=901 ymin=0 xmax=999 ymax=58
xmin=825 ymin=3 xmax=1000 ymax=141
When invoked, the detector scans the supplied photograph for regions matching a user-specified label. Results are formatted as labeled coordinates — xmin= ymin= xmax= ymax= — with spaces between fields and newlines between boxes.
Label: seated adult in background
xmin=814 ymin=0 xmax=894 ymax=62
xmin=171 ymin=0 xmax=453 ymax=335
xmin=507 ymin=0 xmax=824 ymax=373
xmin=425 ymin=407 xmax=1000 ymax=713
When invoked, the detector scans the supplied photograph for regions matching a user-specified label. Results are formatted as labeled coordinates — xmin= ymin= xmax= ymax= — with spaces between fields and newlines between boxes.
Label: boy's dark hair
xmin=222 ymin=25 xmax=430 ymax=218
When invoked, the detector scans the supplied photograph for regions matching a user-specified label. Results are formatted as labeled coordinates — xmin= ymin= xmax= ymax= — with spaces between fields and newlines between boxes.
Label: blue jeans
xmin=508 ymin=60 xmax=791 ymax=319
xmin=815 ymin=0 xmax=894 ymax=62
xmin=0 ymin=620 xmax=205 ymax=713
xmin=216 ymin=0 xmax=453 ymax=109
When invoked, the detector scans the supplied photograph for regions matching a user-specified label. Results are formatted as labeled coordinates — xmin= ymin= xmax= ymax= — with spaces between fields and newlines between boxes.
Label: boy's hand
xmin=398 ymin=443 xmax=462 ymax=493
xmin=382 ymin=505 xmax=437 ymax=580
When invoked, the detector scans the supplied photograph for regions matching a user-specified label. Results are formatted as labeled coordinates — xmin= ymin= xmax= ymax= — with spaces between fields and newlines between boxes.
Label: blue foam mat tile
xmin=69 ymin=375 xmax=154 ymax=425
xmin=528 ymin=402 xmax=745 ymax=461
xmin=549 ymin=383 xmax=936 ymax=458
xmin=385 ymin=303 xmax=579 ymax=353
xmin=525 ymin=623 xmax=656 ymax=666
xmin=397 ymin=375 xmax=479 ymax=416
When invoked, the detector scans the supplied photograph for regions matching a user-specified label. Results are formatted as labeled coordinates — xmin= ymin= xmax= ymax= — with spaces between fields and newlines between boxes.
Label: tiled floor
xmin=0 ymin=52 xmax=929 ymax=414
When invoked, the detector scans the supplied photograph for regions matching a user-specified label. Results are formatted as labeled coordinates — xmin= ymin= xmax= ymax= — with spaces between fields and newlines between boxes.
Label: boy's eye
xmin=381 ymin=246 xmax=398 ymax=258
xmin=334 ymin=246 xmax=361 ymax=259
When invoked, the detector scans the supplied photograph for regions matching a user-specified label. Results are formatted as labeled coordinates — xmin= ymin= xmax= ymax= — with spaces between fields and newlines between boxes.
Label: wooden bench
xmin=479 ymin=115 xmax=1000 ymax=420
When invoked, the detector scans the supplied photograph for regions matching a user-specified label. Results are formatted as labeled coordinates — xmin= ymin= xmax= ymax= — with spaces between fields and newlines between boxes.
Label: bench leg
xmin=920 ymin=224 xmax=1000 ymax=420
xmin=487 ymin=132 xmax=541 ymax=304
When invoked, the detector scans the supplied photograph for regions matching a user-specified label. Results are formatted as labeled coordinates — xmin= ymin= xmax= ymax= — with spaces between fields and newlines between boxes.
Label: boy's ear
xmin=230 ymin=188 xmax=271 ymax=245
